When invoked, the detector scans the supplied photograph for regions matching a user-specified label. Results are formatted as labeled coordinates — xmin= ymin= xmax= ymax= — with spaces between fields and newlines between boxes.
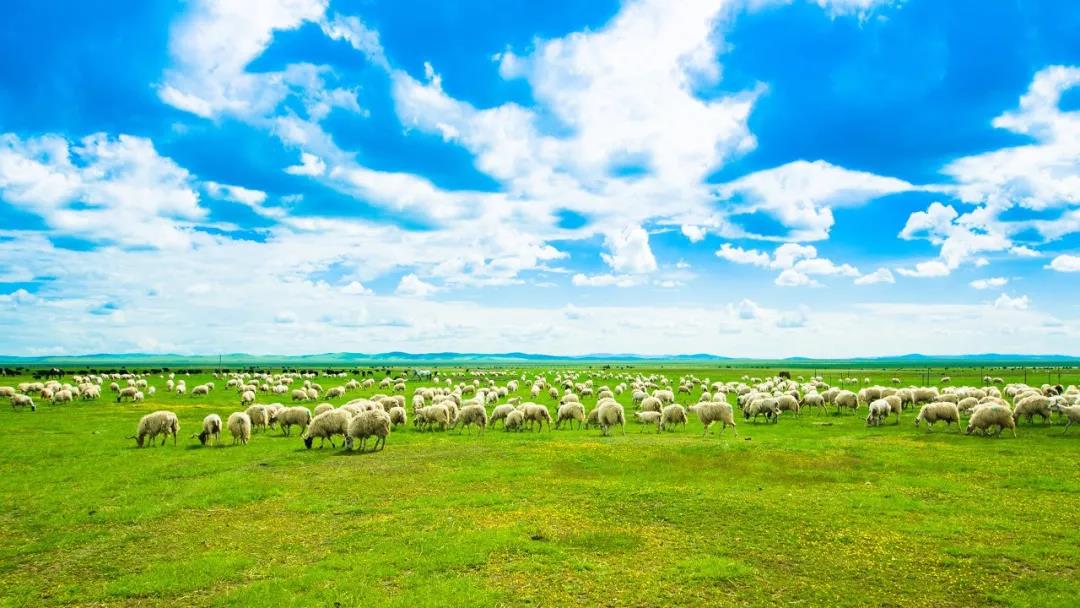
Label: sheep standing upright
xmin=228 ymin=412 xmax=252 ymax=445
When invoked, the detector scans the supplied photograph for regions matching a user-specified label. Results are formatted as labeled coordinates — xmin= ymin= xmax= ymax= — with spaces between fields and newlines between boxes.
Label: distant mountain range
xmin=0 ymin=352 xmax=1077 ymax=366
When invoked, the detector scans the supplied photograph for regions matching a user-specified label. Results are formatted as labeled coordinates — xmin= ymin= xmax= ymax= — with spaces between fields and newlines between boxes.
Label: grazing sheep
xmin=596 ymin=400 xmax=626 ymax=437
xmin=1012 ymin=395 xmax=1053 ymax=425
xmin=490 ymin=404 xmax=515 ymax=428
xmin=966 ymin=405 xmax=1017 ymax=438
xmin=744 ymin=399 xmax=780 ymax=423
xmin=245 ymin=405 xmax=270 ymax=433
xmin=240 ymin=390 xmax=256 ymax=406
xmin=388 ymin=406 xmax=407 ymax=428
xmin=416 ymin=404 xmax=451 ymax=432
xmin=639 ymin=396 xmax=663 ymax=413
xmin=521 ymin=403 xmax=552 ymax=432
xmin=291 ymin=389 xmax=308 ymax=402
xmin=228 ymin=412 xmax=252 ymax=445
xmin=325 ymin=386 xmax=346 ymax=399
xmin=344 ymin=409 xmax=392 ymax=451
xmin=196 ymin=413 xmax=222 ymax=446
xmin=11 ymin=394 xmax=36 ymax=411
xmin=556 ymin=402 xmax=586 ymax=430
xmin=504 ymin=409 xmax=525 ymax=432
xmin=313 ymin=403 xmax=334 ymax=417
xmin=914 ymin=402 xmax=961 ymax=431
xmin=277 ymin=406 xmax=312 ymax=436
xmin=634 ymin=410 xmax=662 ymax=432
xmin=660 ymin=404 xmax=688 ymax=431
xmin=689 ymin=402 xmax=737 ymax=437
xmin=454 ymin=404 xmax=488 ymax=434
xmin=192 ymin=384 xmax=210 ymax=397
xmin=130 ymin=411 xmax=180 ymax=447
xmin=866 ymin=399 xmax=892 ymax=426
xmin=834 ymin=390 xmax=859 ymax=415
xmin=51 ymin=389 xmax=74 ymax=404
xmin=585 ymin=407 xmax=600 ymax=430
xmin=303 ymin=409 xmax=352 ymax=448
xmin=116 ymin=386 xmax=140 ymax=403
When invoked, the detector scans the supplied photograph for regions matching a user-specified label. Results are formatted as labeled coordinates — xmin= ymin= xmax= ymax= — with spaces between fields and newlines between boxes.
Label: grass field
xmin=1 ymin=365 xmax=1079 ymax=607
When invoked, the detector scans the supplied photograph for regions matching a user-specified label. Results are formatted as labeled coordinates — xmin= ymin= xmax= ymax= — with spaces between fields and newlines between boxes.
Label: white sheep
xmin=130 ymin=411 xmax=180 ymax=447
xmin=555 ymin=402 xmax=586 ymax=430
xmin=634 ymin=410 xmax=662 ymax=432
xmin=1050 ymin=403 xmax=1080 ymax=434
xmin=490 ymin=404 xmax=515 ymax=428
xmin=313 ymin=402 xmax=334 ymax=417
xmin=245 ymin=405 xmax=270 ymax=433
xmin=834 ymin=390 xmax=859 ymax=415
xmin=240 ymin=390 xmax=256 ymax=406
xmin=388 ymin=406 xmax=407 ymax=428
xmin=966 ymin=405 xmax=1017 ymax=438
xmin=228 ymin=412 xmax=252 ymax=445
xmin=1012 ymin=395 xmax=1053 ymax=425
xmin=11 ymin=394 xmax=36 ymax=411
xmin=520 ymin=403 xmax=552 ymax=432
xmin=303 ymin=409 xmax=352 ymax=448
xmin=416 ymin=404 xmax=450 ymax=432
xmin=595 ymin=400 xmax=625 ymax=436
xmin=660 ymin=404 xmax=688 ymax=431
xmin=689 ymin=402 xmax=737 ymax=437
xmin=454 ymin=404 xmax=488 ymax=434
xmin=196 ymin=413 xmax=222 ymax=446
xmin=504 ymin=409 xmax=525 ymax=432
xmin=277 ymin=406 xmax=312 ymax=436
xmin=344 ymin=409 xmax=392 ymax=451
xmin=914 ymin=402 xmax=961 ymax=431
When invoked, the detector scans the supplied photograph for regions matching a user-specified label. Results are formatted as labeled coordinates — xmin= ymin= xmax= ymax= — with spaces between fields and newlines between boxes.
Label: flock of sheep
xmin=7 ymin=369 xmax=1080 ymax=452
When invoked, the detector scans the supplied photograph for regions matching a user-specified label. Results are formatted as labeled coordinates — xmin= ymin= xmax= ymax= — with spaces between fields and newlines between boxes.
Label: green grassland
xmin=1 ymin=365 xmax=1079 ymax=607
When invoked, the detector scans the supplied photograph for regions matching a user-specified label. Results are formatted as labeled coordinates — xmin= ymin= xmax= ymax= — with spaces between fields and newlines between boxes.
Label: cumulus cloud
xmin=1046 ymin=254 xmax=1080 ymax=272
xmin=0 ymin=132 xmax=203 ymax=248
xmin=395 ymin=273 xmax=438 ymax=297
xmin=993 ymin=293 xmax=1030 ymax=310
xmin=601 ymin=225 xmax=658 ymax=274
xmin=715 ymin=160 xmax=914 ymax=241
xmin=285 ymin=152 xmax=326 ymax=177
xmin=970 ymin=277 xmax=1008 ymax=290
xmin=681 ymin=224 xmax=707 ymax=243
xmin=896 ymin=260 xmax=951 ymax=278
xmin=571 ymin=273 xmax=643 ymax=288
xmin=341 ymin=281 xmax=373 ymax=295
xmin=716 ymin=241 xmax=858 ymax=286
xmin=854 ymin=268 xmax=895 ymax=285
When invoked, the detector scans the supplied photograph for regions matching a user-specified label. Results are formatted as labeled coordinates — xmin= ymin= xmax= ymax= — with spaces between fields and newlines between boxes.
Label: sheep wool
xmin=131 ymin=411 xmax=180 ymax=447
xmin=228 ymin=412 xmax=252 ymax=445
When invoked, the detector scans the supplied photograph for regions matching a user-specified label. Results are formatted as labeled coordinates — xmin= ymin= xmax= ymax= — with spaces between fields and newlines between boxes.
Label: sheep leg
xmin=1064 ymin=421 xmax=1072 ymax=435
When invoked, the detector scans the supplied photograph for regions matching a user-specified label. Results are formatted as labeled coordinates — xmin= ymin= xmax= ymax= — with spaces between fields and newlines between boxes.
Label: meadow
xmin=1 ymin=364 xmax=1079 ymax=607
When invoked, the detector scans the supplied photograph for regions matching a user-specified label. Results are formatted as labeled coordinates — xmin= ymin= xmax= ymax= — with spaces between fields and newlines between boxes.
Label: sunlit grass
xmin=1 ymin=365 xmax=1078 ymax=607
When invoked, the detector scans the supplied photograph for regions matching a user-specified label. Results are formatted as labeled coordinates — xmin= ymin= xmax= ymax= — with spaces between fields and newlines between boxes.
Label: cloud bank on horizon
xmin=0 ymin=0 xmax=1078 ymax=358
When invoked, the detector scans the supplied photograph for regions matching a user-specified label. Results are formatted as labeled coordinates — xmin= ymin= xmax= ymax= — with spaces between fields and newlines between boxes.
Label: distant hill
xmin=0 ymin=351 xmax=1077 ymax=367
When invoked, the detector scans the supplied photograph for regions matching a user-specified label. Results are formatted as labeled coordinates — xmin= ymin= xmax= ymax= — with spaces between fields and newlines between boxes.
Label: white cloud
xmin=681 ymin=224 xmax=707 ymax=243
xmin=970 ymin=277 xmax=1008 ymax=290
xmin=341 ymin=281 xmax=373 ymax=295
xmin=1047 ymin=254 xmax=1080 ymax=272
xmin=285 ymin=152 xmax=326 ymax=177
xmin=395 ymin=273 xmax=438 ymax=297
xmin=600 ymin=225 xmax=657 ymax=274
xmin=0 ymin=132 xmax=203 ymax=248
xmin=994 ymin=293 xmax=1030 ymax=310
xmin=715 ymin=160 xmax=913 ymax=241
xmin=854 ymin=267 xmax=895 ymax=285
xmin=717 ymin=241 xmax=858 ymax=285
xmin=274 ymin=310 xmax=297 ymax=324
xmin=896 ymin=260 xmax=951 ymax=278
xmin=814 ymin=0 xmax=901 ymax=19
xmin=1009 ymin=245 xmax=1041 ymax=257
xmin=715 ymin=243 xmax=771 ymax=267
xmin=775 ymin=268 xmax=820 ymax=287
xmin=571 ymin=273 xmax=643 ymax=288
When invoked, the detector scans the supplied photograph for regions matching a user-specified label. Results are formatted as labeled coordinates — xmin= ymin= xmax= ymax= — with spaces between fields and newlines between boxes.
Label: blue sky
xmin=1 ymin=0 xmax=1079 ymax=357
